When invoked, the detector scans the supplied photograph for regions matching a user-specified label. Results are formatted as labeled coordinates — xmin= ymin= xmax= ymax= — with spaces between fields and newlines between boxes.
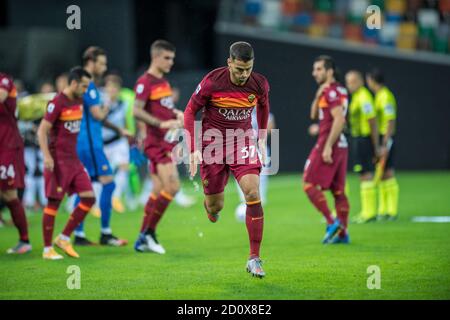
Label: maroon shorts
xmin=44 ymin=160 xmax=93 ymax=200
xmin=0 ymin=148 xmax=25 ymax=191
xmin=303 ymin=146 xmax=348 ymax=192
xmin=200 ymin=141 xmax=261 ymax=195
xmin=145 ymin=144 xmax=174 ymax=175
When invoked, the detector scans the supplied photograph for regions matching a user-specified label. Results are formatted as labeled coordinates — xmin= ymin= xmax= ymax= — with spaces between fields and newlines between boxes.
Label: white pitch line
xmin=412 ymin=216 xmax=450 ymax=223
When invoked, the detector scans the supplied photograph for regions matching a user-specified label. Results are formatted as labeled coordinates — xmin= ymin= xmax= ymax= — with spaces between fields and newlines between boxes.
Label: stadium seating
xmin=238 ymin=0 xmax=450 ymax=54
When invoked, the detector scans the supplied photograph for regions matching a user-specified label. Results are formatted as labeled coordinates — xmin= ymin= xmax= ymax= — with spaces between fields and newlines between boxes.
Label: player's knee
xmin=165 ymin=181 xmax=180 ymax=196
xmin=1 ymin=189 xmax=18 ymax=202
xmin=244 ymin=189 xmax=260 ymax=203
xmin=360 ymin=172 xmax=373 ymax=181
xmin=44 ymin=198 xmax=62 ymax=216
xmin=79 ymin=197 xmax=96 ymax=211
xmin=383 ymin=169 xmax=394 ymax=180
xmin=100 ymin=175 xmax=115 ymax=185
xmin=303 ymin=183 xmax=318 ymax=196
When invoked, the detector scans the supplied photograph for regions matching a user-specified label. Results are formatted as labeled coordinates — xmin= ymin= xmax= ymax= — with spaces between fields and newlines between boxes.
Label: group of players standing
xmin=0 ymin=39 xmax=397 ymax=278
xmin=304 ymin=56 xmax=399 ymax=246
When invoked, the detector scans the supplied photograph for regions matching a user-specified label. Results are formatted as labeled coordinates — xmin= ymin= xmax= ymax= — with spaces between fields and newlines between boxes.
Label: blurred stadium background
xmin=0 ymin=0 xmax=449 ymax=300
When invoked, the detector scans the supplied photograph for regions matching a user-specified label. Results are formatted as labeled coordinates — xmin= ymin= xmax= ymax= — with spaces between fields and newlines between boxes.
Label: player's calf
xmin=304 ymin=183 xmax=335 ymax=225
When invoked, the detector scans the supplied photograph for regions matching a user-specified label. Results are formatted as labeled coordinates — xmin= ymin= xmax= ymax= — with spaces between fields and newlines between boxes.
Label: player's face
xmin=105 ymin=82 xmax=120 ymax=101
xmin=345 ymin=73 xmax=358 ymax=94
xmin=228 ymin=58 xmax=253 ymax=85
xmin=93 ymin=55 xmax=108 ymax=77
xmin=74 ymin=76 xmax=90 ymax=98
xmin=154 ymin=50 xmax=175 ymax=74
xmin=366 ymin=76 xmax=375 ymax=91
xmin=56 ymin=76 xmax=69 ymax=93
xmin=312 ymin=61 xmax=327 ymax=85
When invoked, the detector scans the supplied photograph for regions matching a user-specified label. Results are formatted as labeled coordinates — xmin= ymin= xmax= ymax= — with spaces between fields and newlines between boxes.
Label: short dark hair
xmin=229 ymin=41 xmax=254 ymax=62
xmin=151 ymin=39 xmax=176 ymax=55
xmin=68 ymin=66 xmax=92 ymax=84
xmin=367 ymin=68 xmax=384 ymax=84
xmin=82 ymin=46 xmax=106 ymax=66
xmin=315 ymin=55 xmax=336 ymax=72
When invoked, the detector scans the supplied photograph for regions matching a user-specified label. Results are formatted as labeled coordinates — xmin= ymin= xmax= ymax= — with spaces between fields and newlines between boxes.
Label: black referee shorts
xmin=351 ymin=136 xmax=375 ymax=174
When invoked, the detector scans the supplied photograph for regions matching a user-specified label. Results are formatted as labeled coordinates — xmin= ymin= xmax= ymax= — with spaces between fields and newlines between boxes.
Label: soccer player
xmin=345 ymin=70 xmax=379 ymax=223
xmin=75 ymin=46 xmax=128 ymax=246
xmin=101 ymin=74 xmax=130 ymax=214
xmin=366 ymin=69 xmax=399 ymax=220
xmin=37 ymin=67 xmax=96 ymax=260
xmin=133 ymin=40 xmax=184 ymax=254
xmin=0 ymin=72 xmax=31 ymax=254
xmin=184 ymin=41 xmax=270 ymax=278
xmin=303 ymin=55 xmax=350 ymax=244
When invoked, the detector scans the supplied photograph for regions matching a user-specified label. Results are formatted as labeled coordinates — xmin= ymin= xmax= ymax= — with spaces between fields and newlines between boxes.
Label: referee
xmin=345 ymin=70 xmax=379 ymax=223
xmin=367 ymin=69 xmax=399 ymax=221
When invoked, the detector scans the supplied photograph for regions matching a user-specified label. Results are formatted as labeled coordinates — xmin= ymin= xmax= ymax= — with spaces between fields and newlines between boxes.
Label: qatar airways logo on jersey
xmin=218 ymin=108 xmax=252 ymax=121
xmin=64 ymin=120 xmax=81 ymax=133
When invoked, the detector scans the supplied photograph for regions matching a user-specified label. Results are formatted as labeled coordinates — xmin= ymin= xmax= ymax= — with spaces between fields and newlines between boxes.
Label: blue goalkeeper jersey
xmin=77 ymin=81 xmax=104 ymax=151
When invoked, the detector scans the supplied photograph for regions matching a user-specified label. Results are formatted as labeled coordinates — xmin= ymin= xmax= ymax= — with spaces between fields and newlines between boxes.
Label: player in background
xmin=74 ymin=47 xmax=128 ymax=246
xmin=101 ymin=74 xmax=130 ymax=214
xmin=345 ymin=71 xmax=380 ymax=223
xmin=235 ymin=111 xmax=276 ymax=222
xmin=303 ymin=55 xmax=350 ymax=244
xmin=0 ymin=72 xmax=30 ymax=254
xmin=56 ymin=73 xmax=69 ymax=93
xmin=366 ymin=69 xmax=399 ymax=220
xmin=133 ymin=40 xmax=184 ymax=254
xmin=37 ymin=67 xmax=96 ymax=260
xmin=184 ymin=41 xmax=270 ymax=278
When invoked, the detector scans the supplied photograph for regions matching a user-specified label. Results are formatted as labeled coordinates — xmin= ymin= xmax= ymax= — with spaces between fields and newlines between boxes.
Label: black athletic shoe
xmin=99 ymin=233 xmax=128 ymax=246
xmin=74 ymin=235 xmax=96 ymax=246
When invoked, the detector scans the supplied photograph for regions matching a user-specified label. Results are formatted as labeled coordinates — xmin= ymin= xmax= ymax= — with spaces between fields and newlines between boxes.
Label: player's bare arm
xmin=310 ymin=84 xmax=328 ymax=120
xmin=0 ymin=88 xmax=8 ymax=102
xmin=173 ymin=108 xmax=184 ymax=122
xmin=380 ymin=119 xmax=395 ymax=158
xmin=90 ymin=103 xmax=110 ymax=121
xmin=133 ymin=98 xmax=180 ymax=129
xmin=103 ymin=119 xmax=132 ymax=138
xmin=322 ymin=105 xmax=346 ymax=164
xmin=37 ymin=119 xmax=54 ymax=171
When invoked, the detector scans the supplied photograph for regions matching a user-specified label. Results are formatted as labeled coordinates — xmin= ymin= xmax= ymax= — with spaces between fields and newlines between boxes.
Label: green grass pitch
xmin=0 ymin=172 xmax=449 ymax=299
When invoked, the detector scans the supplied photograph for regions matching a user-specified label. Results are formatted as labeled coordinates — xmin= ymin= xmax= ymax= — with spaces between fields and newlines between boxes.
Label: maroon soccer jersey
xmin=44 ymin=93 xmax=83 ymax=162
xmin=184 ymin=67 xmax=270 ymax=152
xmin=0 ymin=73 xmax=23 ymax=151
xmin=316 ymin=82 xmax=348 ymax=150
xmin=134 ymin=73 xmax=177 ymax=149
xmin=184 ymin=67 xmax=270 ymax=194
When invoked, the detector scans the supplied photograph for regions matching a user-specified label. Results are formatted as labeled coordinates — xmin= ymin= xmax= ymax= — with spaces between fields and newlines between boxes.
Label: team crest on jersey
xmin=247 ymin=94 xmax=256 ymax=103
xmin=57 ymin=187 xmax=63 ymax=193
xmin=202 ymin=179 xmax=209 ymax=187
xmin=2 ymin=78 xmax=9 ymax=86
